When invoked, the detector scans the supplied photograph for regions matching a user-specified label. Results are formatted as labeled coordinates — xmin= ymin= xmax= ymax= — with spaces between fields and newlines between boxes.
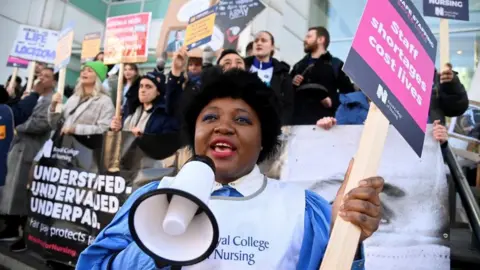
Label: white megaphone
xmin=129 ymin=155 xmax=219 ymax=268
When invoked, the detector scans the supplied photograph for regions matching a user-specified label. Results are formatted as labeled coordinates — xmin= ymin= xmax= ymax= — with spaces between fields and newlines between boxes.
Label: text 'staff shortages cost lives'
xmin=343 ymin=0 xmax=437 ymax=157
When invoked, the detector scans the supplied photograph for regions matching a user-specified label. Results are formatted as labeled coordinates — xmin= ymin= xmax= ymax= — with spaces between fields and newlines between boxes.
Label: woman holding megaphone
xmin=77 ymin=70 xmax=383 ymax=270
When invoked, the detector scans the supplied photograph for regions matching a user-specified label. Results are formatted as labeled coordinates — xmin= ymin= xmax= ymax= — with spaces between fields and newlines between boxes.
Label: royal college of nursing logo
xmin=435 ymin=7 xmax=445 ymax=16
xmin=34 ymin=139 xmax=79 ymax=162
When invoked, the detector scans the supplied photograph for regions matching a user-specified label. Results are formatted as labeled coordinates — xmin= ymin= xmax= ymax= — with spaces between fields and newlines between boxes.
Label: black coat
xmin=429 ymin=69 xmax=468 ymax=124
xmin=244 ymin=56 xmax=294 ymax=125
xmin=290 ymin=52 xmax=355 ymax=125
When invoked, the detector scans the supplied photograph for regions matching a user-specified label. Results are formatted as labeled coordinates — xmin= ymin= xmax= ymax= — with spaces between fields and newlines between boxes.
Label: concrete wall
xmin=237 ymin=0 xmax=312 ymax=67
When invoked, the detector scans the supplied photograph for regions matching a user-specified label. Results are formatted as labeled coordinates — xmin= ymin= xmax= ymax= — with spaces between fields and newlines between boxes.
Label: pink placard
xmin=6 ymin=55 xmax=29 ymax=69
xmin=351 ymin=0 xmax=435 ymax=132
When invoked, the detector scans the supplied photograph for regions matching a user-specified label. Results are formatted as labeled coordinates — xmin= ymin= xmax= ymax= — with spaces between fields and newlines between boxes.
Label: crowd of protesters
xmin=0 ymin=26 xmax=468 ymax=266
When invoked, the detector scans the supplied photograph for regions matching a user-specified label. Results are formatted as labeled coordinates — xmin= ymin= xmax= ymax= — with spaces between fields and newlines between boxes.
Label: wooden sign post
xmin=8 ymin=67 xmax=19 ymax=91
xmin=25 ymin=61 xmax=37 ymax=93
xmin=104 ymin=12 xmax=151 ymax=173
xmin=321 ymin=0 xmax=438 ymax=268
xmin=55 ymin=68 xmax=67 ymax=113
xmin=109 ymin=63 xmax=124 ymax=173
xmin=439 ymin=19 xmax=450 ymax=67
xmin=320 ymin=104 xmax=389 ymax=269
xmin=115 ymin=63 xmax=125 ymax=119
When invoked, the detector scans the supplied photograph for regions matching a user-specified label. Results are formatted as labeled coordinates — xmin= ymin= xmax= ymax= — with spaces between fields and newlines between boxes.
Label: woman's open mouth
xmin=209 ymin=140 xmax=237 ymax=159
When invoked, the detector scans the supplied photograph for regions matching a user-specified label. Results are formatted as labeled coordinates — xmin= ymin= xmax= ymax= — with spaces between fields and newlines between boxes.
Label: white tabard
xmin=158 ymin=166 xmax=307 ymax=269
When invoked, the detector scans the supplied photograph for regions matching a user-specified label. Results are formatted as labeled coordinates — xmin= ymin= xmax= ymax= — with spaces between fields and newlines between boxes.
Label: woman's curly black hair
xmin=183 ymin=69 xmax=282 ymax=163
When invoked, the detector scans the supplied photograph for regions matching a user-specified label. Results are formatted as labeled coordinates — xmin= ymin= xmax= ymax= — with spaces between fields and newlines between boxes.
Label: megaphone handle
xmin=154 ymin=260 xmax=182 ymax=269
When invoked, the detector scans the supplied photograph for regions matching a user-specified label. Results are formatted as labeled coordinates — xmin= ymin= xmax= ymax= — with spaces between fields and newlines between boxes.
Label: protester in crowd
xmin=0 ymin=75 xmax=22 ymax=105
xmin=1 ymin=71 xmax=59 ymax=126
xmin=217 ymin=49 xmax=246 ymax=71
xmin=334 ymin=91 xmax=370 ymax=125
xmin=110 ymin=63 xmax=140 ymax=107
xmin=184 ymin=48 xmax=204 ymax=91
xmin=110 ymin=72 xmax=179 ymax=136
xmin=48 ymin=61 xmax=114 ymax=135
xmin=202 ymin=46 xmax=216 ymax=69
xmin=244 ymin=31 xmax=294 ymax=125
xmin=77 ymin=69 xmax=383 ymax=269
xmin=165 ymin=47 xmax=206 ymax=117
xmin=94 ymin=52 xmax=105 ymax=62
xmin=103 ymin=64 xmax=120 ymax=95
xmin=152 ymin=52 xmax=167 ymax=77
xmin=22 ymin=62 xmax=47 ymax=93
xmin=291 ymin=26 xmax=356 ymax=125
xmin=429 ymin=64 xmax=468 ymax=125
xmin=0 ymin=68 xmax=57 ymax=252
xmin=245 ymin=41 xmax=253 ymax=57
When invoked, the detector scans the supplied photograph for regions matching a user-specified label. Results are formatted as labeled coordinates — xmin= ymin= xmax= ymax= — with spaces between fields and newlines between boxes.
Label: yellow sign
xmin=81 ymin=32 xmax=102 ymax=62
xmin=184 ymin=6 xmax=217 ymax=50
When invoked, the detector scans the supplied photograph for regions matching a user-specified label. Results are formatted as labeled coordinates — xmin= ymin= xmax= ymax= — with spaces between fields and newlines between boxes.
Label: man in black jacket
xmin=290 ymin=26 xmax=355 ymax=125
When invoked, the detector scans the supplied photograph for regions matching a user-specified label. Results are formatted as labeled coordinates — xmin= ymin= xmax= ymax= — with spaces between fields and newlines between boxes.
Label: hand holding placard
xmin=320 ymin=0 xmax=437 ymax=268
xmin=171 ymin=47 xmax=188 ymax=76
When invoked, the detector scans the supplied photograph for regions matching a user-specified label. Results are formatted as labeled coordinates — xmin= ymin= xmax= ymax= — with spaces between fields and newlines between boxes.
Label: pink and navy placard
xmin=423 ymin=0 xmax=469 ymax=21
xmin=6 ymin=56 xmax=29 ymax=69
xmin=343 ymin=0 xmax=437 ymax=157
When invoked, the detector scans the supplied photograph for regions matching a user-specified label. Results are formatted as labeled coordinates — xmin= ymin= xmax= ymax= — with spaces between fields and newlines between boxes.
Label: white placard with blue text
xmin=10 ymin=25 xmax=59 ymax=64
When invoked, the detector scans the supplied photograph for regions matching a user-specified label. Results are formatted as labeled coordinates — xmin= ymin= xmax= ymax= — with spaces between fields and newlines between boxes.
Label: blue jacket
xmin=0 ymin=86 xmax=40 ymax=126
xmin=122 ymin=98 xmax=179 ymax=135
xmin=335 ymin=92 xmax=370 ymax=125
xmin=0 ymin=105 xmax=14 ymax=186
xmin=76 ymin=181 xmax=365 ymax=270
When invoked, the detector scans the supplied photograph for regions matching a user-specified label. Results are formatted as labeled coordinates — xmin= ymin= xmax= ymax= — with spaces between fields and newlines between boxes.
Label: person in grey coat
xmin=49 ymin=61 xmax=114 ymax=135
xmin=0 ymin=68 xmax=57 ymax=252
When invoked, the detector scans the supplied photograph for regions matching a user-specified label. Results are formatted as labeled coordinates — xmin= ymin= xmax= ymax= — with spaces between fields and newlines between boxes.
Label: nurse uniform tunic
xmin=76 ymin=166 xmax=365 ymax=270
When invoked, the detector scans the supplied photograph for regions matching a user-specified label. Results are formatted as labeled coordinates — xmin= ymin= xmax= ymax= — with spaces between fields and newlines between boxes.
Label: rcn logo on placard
xmin=34 ymin=139 xmax=79 ymax=162
xmin=435 ymin=7 xmax=445 ymax=16
xmin=34 ymin=139 xmax=53 ymax=161
xmin=376 ymin=84 xmax=388 ymax=104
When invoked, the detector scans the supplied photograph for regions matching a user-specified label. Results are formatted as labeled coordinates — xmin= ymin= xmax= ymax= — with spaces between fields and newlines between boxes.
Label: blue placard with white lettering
xmin=423 ymin=0 xmax=469 ymax=21
xmin=10 ymin=25 xmax=59 ymax=64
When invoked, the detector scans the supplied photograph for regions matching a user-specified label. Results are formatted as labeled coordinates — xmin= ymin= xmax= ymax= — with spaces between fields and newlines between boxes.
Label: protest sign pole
xmin=55 ymin=68 xmax=67 ymax=113
xmin=25 ymin=61 xmax=37 ymax=93
xmin=320 ymin=104 xmax=390 ymax=270
xmin=115 ymin=63 xmax=125 ymax=118
xmin=439 ymin=18 xmax=450 ymax=67
xmin=8 ymin=67 xmax=19 ymax=90
xmin=108 ymin=62 xmax=125 ymax=173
